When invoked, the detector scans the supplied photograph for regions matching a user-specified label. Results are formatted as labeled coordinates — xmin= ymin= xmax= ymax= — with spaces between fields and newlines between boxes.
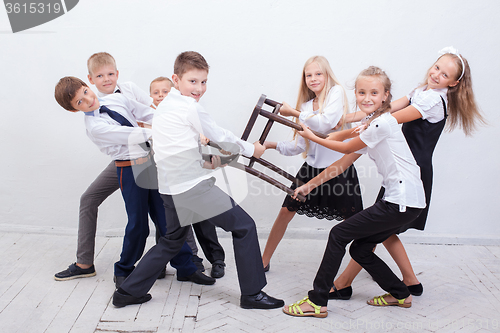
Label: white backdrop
xmin=0 ymin=0 xmax=498 ymax=243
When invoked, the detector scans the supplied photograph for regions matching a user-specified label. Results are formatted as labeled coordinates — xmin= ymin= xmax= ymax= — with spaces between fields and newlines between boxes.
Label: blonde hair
xmin=355 ymin=66 xmax=392 ymax=125
xmin=150 ymin=76 xmax=174 ymax=92
xmin=87 ymin=52 xmax=117 ymax=75
xmin=292 ymin=56 xmax=349 ymax=158
xmin=421 ymin=54 xmax=485 ymax=136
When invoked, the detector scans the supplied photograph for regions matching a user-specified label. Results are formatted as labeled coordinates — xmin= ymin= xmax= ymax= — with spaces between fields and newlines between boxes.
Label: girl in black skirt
xmin=261 ymin=56 xmax=363 ymax=271
xmin=328 ymin=47 xmax=486 ymax=301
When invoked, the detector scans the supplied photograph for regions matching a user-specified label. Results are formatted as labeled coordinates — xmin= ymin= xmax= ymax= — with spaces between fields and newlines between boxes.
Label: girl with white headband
xmin=307 ymin=47 xmax=486 ymax=301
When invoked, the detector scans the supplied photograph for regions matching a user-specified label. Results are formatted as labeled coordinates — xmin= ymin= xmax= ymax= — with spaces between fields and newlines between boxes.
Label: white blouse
xmin=358 ymin=113 xmax=426 ymax=211
xmin=407 ymin=86 xmax=448 ymax=123
xmin=276 ymin=85 xmax=346 ymax=169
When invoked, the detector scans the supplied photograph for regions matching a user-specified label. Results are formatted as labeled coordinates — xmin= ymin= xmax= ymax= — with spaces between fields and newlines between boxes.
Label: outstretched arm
xmin=293 ymin=153 xmax=362 ymax=198
xmin=390 ymin=96 xmax=423 ymax=124
xmin=299 ymin=122 xmax=367 ymax=154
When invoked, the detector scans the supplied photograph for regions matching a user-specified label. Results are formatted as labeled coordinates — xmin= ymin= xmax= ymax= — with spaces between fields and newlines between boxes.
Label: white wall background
xmin=0 ymin=0 xmax=498 ymax=243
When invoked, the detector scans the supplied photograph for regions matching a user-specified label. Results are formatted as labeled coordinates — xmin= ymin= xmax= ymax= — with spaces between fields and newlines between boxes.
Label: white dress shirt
xmin=407 ymin=86 xmax=448 ymax=123
xmin=358 ymin=112 xmax=426 ymax=211
xmin=152 ymin=88 xmax=254 ymax=195
xmin=97 ymin=81 xmax=154 ymax=109
xmin=276 ymin=85 xmax=346 ymax=168
xmin=84 ymin=94 xmax=154 ymax=161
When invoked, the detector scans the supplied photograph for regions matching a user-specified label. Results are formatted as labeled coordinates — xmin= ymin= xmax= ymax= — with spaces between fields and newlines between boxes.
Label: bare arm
xmin=299 ymin=122 xmax=367 ymax=154
xmin=327 ymin=127 xmax=361 ymax=142
xmin=392 ymin=104 xmax=422 ymax=124
xmin=279 ymin=102 xmax=301 ymax=118
xmin=343 ymin=111 xmax=366 ymax=123
xmin=263 ymin=141 xmax=277 ymax=150
xmin=293 ymin=153 xmax=362 ymax=198
xmin=390 ymin=96 xmax=410 ymax=113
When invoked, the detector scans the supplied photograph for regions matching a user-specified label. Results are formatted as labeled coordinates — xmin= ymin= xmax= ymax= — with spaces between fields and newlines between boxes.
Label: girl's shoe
xmin=328 ymin=286 xmax=352 ymax=300
xmin=407 ymin=283 xmax=423 ymax=296
xmin=367 ymin=293 xmax=411 ymax=308
xmin=264 ymin=263 xmax=270 ymax=272
xmin=283 ymin=297 xmax=328 ymax=318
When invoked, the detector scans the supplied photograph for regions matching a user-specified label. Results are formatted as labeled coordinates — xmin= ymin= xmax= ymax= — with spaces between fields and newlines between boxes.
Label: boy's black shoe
xmin=177 ymin=269 xmax=215 ymax=285
xmin=210 ymin=260 xmax=225 ymax=278
xmin=54 ymin=263 xmax=96 ymax=281
xmin=240 ymin=291 xmax=284 ymax=309
xmin=113 ymin=290 xmax=152 ymax=308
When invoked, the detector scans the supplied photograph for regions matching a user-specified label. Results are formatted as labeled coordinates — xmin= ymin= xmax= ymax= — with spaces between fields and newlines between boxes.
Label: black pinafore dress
xmin=398 ymin=96 xmax=447 ymax=232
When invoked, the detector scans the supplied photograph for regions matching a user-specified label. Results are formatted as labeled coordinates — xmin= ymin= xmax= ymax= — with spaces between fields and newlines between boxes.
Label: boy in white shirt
xmin=149 ymin=75 xmax=228 ymax=278
xmin=55 ymin=52 xmax=157 ymax=282
xmin=54 ymin=76 xmax=215 ymax=292
xmin=113 ymin=51 xmax=284 ymax=309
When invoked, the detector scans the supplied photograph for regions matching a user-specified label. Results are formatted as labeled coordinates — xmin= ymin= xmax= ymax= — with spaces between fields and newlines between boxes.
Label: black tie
xmin=100 ymin=105 xmax=133 ymax=127
xmin=99 ymin=105 xmax=150 ymax=150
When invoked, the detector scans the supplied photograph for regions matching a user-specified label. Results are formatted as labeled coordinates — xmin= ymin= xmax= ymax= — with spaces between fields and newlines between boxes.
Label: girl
xmin=283 ymin=66 xmax=425 ymax=318
xmin=261 ymin=56 xmax=363 ymax=271
xmin=329 ymin=47 xmax=486 ymax=300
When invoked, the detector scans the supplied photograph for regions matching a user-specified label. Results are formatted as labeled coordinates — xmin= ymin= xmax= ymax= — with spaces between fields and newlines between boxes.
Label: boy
xmin=149 ymin=75 xmax=228 ymax=278
xmin=113 ymin=51 xmax=284 ymax=309
xmin=54 ymin=52 xmax=155 ymax=282
xmin=150 ymin=76 xmax=173 ymax=107
xmin=54 ymin=76 xmax=215 ymax=290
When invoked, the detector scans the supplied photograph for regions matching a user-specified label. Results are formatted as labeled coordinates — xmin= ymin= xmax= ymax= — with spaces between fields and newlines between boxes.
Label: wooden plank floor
xmin=0 ymin=231 xmax=499 ymax=332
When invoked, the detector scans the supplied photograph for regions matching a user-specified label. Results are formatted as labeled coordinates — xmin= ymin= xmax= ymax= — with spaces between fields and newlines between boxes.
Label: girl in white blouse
xmin=261 ymin=56 xmax=363 ymax=271
xmin=283 ymin=66 xmax=425 ymax=318
xmin=330 ymin=47 xmax=486 ymax=301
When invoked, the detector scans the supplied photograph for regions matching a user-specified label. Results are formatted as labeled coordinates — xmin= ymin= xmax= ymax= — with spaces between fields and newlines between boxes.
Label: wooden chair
xmin=206 ymin=94 xmax=328 ymax=202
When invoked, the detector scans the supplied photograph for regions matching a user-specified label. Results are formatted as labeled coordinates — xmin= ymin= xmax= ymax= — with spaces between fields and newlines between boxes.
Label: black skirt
xmin=282 ymin=162 xmax=363 ymax=221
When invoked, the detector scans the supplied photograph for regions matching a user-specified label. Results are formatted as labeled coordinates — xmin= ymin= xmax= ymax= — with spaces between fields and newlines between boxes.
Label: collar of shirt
xmin=84 ymin=109 xmax=100 ymax=117
xmin=96 ymin=83 xmax=121 ymax=98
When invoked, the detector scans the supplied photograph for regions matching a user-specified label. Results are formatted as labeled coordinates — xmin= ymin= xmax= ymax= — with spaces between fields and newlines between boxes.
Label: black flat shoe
xmin=177 ymin=269 xmax=215 ymax=285
xmin=407 ymin=283 xmax=423 ymax=296
xmin=264 ymin=263 xmax=270 ymax=272
xmin=240 ymin=291 xmax=284 ymax=309
xmin=113 ymin=290 xmax=152 ymax=308
xmin=328 ymin=286 xmax=352 ymax=300
xmin=210 ymin=260 xmax=225 ymax=279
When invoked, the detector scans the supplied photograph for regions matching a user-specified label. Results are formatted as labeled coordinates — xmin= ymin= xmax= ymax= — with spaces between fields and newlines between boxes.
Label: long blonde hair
xmin=421 ymin=54 xmax=485 ymax=136
xmin=355 ymin=66 xmax=393 ymax=126
xmin=292 ymin=56 xmax=349 ymax=157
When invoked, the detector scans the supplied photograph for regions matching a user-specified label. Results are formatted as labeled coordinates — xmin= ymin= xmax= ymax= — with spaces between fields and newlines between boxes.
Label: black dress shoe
xmin=407 ymin=283 xmax=423 ymax=296
xmin=240 ymin=291 xmax=284 ymax=309
xmin=177 ymin=269 xmax=215 ymax=285
xmin=157 ymin=266 xmax=167 ymax=280
xmin=113 ymin=275 xmax=126 ymax=289
xmin=113 ymin=290 xmax=152 ymax=308
xmin=210 ymin=260 xmax=225 ymax=279
xmin=328 ymin=286 xmax=352 ymax=300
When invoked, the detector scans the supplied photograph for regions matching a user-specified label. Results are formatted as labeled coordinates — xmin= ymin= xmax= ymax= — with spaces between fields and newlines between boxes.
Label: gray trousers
xmin=76 ymin=161 xmax=199 ymax=265
xmin=120 ymin=178 xmax=267 ymax=297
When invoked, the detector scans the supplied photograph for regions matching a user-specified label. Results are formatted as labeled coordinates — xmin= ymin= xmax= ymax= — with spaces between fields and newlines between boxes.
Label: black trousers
xmin=308 ymin=200 xmax=422 ymax=306
xmin=192 ymin=221 xmax=225 ymax=264
xmin=119 ymin=178 xmax=266 ymax=297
